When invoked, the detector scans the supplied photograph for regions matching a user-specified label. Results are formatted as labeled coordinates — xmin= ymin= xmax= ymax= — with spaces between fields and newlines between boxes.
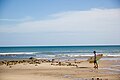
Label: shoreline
xmin=0 ymin=55 xmax=120 ymax=61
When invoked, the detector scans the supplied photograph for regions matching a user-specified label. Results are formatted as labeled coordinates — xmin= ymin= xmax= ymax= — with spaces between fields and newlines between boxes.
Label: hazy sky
xmin=0 ymin=0 xmax=120 ymax=46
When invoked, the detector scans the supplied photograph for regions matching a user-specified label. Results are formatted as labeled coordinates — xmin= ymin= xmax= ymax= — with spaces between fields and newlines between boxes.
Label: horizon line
xmin=0 ymin=44 xmax=120 ymax=47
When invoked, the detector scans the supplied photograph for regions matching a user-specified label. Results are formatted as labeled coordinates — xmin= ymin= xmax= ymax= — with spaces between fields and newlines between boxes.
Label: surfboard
xmin=87 ymin=54 xmax=103 ymax=63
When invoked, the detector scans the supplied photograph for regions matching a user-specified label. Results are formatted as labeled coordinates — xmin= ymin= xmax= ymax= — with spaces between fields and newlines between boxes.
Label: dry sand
xmin=0 ymin=59 xmax=120 ymax=80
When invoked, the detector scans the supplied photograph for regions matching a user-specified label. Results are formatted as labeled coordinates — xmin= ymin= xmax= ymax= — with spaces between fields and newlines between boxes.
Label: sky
xmin=0 ymin=0 xmax=120 ymax=46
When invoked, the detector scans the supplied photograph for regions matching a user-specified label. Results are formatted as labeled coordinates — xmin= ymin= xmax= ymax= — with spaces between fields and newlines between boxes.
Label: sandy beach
xmin=0 ymin=58 xmax=120 ymax=80
xmin=1 ymin=0 xmax=120 ymax=80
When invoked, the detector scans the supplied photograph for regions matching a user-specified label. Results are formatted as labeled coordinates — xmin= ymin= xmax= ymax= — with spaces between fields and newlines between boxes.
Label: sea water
xmin=0 ymin=45 xmax=120 ymax=60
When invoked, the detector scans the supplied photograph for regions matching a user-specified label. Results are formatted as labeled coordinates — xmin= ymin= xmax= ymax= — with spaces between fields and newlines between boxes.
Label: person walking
xmin=93 ymin=51 xmax=98 ymax=69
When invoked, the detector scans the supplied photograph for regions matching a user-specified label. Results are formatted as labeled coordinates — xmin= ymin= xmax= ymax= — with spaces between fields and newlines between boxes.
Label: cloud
xmin=0 ymin=16 xmax=33 ymax=22
xmin=0 ymin=8 xmax=120 ymax=33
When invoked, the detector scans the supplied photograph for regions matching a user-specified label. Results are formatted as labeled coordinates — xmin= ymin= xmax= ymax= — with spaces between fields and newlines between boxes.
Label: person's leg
xmin=94 ymin=63 xmax=97 ymax=69
xmin=96 ymin=62 xmax=98 ymax=69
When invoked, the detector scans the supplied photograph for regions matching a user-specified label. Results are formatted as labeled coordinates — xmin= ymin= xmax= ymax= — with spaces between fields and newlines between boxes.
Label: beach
xmin=1 ymin=0 xmax=120 ymax=79
xmin=0 ymin=46 xmax=120 ymax=80
xmin=0 ymin=58 xmax=120 ymax=80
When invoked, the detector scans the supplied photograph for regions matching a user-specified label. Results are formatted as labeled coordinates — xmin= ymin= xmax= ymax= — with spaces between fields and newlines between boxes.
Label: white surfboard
xmin=87 ymin=54 xmax=103 ymax=63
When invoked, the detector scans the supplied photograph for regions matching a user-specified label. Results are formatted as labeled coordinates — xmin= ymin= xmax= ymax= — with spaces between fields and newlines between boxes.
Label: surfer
xmin=93 ymin=51 xmax=98 ymax=69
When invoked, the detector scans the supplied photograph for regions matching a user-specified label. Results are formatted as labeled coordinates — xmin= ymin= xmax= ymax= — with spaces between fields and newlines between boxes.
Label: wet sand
xmin=0 ymin=59 xmax=120 ymax=80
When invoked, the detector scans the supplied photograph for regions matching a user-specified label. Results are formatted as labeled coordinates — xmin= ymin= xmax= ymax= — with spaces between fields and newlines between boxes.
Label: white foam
xmin=55 ymin=54 xmax=93 ymax=58
xmin=80 ymin=55 xmax=93 ymax=56
xmin=0 ymin=52 xmax=34 ymax=55
xmin=103 ymin=54 xmax=120 ymax=57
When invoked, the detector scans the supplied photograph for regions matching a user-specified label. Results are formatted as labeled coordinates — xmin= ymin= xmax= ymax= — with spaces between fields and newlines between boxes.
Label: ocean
xmin=0 ymin=45 xmax=120 ymax=60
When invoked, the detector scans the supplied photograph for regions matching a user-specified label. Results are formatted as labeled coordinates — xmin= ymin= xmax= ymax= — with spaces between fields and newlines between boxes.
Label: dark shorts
xmin=94 ymin=60 xmax=97 ymax=63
